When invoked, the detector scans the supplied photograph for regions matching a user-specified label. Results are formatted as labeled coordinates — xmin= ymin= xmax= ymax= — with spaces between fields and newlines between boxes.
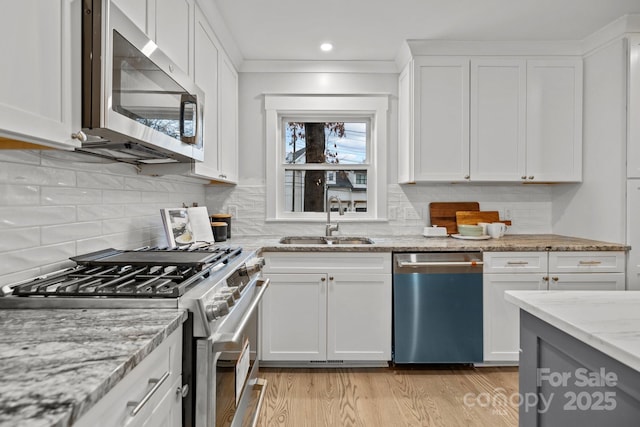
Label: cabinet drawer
xmin=264 ymin=252 xmax=391 ymax=274
xmin=75 ymin=328 xmax=182 ymax=427
xmin=549 ymin=251 xmax=625 ymax=273
xmin=483 ymin=252 xmax=547 ymax=273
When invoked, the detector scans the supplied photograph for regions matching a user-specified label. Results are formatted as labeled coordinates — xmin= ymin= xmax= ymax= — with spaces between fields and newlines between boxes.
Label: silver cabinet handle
xmin=398 ymin=261 xmax=483 ymax=267
xmin=506 ymin=261 xmax=529 ymax=265
xmin=528 ymin=176 xmax=535 ymax=180
xmin=127 ymin=371 xmax=170 ymax=416
xmin=578 ymin=260 xmax=602 ymax=265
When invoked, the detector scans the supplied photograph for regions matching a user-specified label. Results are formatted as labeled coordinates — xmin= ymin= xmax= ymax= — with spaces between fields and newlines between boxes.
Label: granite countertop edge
xmin=228 ymin=234 xmax=630 ymax=253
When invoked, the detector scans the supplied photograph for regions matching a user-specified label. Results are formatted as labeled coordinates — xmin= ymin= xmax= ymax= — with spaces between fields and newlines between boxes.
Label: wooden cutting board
xmin=456 ymin=211 xmax=512 ymax=227
xmin=429 ymin=202 xmax=480 ymax=234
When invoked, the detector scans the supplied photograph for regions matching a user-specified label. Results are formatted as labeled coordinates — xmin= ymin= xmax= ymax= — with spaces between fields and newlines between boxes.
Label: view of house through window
xmin=284 ymin=122 xmax=368 ymax=213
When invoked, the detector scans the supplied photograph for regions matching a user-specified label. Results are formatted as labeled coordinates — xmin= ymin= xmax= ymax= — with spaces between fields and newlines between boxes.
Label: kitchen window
xmin=265 ymin=95 xmax=388 ymax=221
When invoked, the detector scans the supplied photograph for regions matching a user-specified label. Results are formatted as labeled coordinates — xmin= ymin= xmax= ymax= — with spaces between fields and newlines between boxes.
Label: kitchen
xmin=2 ymin=0 xmax=640 ymax=426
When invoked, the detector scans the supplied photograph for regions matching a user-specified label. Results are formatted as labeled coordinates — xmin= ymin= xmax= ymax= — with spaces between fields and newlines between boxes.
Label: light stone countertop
xmin=0 ymin=308 xmax=187 ymax=427
xmin=226 ymin=234 xmax=629 ymax=253
xmin=505 ymin=291 xmax=640 ymax=372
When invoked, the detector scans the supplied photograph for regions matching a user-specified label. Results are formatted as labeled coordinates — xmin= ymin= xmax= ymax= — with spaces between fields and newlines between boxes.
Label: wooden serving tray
xmin=456 ymin=211 xmax=512 ymax=227
xmin=429 ymin=202 xmax=480 ymax=234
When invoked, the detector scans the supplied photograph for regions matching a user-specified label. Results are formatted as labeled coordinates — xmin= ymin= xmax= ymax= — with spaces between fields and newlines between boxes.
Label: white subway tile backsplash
xmin=0 ymin=163 xmax=76 ymax=186
xmin=0 ymin=150 xmax=41 ymax=165
xmin=0 ymin=151 xmax=206 ymax=285
xmin=0 ymin=242 xmax=75 ymax=276
xmin=76 ymin=171 xmax=125 ymax=189
xmin=102 ymin=189 xmax=142 ymax=204
xmin=0 ymin=227 xmax=40 ymax=252
xmin=77 ymin=205 xmax=126 ymax=221
xmin=0 ymin=206 xmax=77 ymax=228
xmin=0 ymin=184 xmax=39 ymax=205
xmin=41 ymin=221 xmax=103 ymax=245
xmin=41 ymin=187 xmax=102 ymax=205
xmin=206 ymin=183 xmax=553 ymax=237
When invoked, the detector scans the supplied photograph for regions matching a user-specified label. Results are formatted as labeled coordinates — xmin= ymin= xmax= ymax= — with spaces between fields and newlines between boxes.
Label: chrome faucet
xmin=326 ymin=195 xmax=344 ymax=236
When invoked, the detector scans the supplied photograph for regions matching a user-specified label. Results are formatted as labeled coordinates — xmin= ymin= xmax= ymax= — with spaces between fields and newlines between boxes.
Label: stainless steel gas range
xmin=0 ymin=244 xmax=269 ymax=427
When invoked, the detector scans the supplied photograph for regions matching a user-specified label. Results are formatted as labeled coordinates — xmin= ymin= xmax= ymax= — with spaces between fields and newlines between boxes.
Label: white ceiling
xmin=212 ymin=0 xmax=640 ymax=62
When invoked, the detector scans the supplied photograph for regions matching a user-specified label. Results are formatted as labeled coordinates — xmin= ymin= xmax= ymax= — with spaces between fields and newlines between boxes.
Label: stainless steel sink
xmin=279 ymin=236 xmax=374 ymax=245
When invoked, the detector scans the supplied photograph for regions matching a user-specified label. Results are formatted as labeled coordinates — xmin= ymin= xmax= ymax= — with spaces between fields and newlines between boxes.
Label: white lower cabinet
xmin=483 ymin=251 xmax=625 ymax=363
xmin=261 ymin=252 xmax=391 ymax=364
xmin=75 ymin=328 xmax=183 ymax=427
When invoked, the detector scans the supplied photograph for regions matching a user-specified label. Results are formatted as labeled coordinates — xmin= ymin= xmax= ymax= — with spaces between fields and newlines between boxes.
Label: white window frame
xmin=265 ymin=95 xmax=388 ymax=222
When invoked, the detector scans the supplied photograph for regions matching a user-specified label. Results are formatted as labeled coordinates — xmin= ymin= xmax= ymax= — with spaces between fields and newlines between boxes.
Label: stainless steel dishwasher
xmin=393 ymin=252 xmax=483 ymax=364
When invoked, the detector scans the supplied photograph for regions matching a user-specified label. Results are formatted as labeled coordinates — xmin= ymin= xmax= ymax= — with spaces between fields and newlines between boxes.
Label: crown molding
xmin=239 ymin=60 xmax=399 ymax=73
xmin=582 ymin=14 xmax=640 ymax=56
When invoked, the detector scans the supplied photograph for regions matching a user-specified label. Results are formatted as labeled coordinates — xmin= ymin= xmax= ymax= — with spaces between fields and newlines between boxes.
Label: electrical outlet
xmin=228 ymin=204 xmax=238 ymax=218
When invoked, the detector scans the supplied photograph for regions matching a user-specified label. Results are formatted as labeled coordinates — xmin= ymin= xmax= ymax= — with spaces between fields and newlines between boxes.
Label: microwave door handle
xmin=212 ymin=278 xmax=270 ymax=352
xmin=179 ymin=94 xmax=197 ymax=144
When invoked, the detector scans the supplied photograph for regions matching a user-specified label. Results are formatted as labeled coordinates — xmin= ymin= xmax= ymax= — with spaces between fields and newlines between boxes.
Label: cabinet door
xmin=628 ymin=181 xmax=640 ymax=290
xmin=111 ymin=0 xmax=149 ymax=35
xmin=548 ymin=273 xmax=625 ymax=291
xmin=470 ymin=59 xmax=526 ymax=181
xmin=413 ymin=57 xmax=470 ymax=181
xmin=326 ymin=274 xmax=391 ymax=361
xmin=261 ymin=273 xmax=327 ymax=361
xmin=192 ymin=6 xmax=221 ymax=179
xmin=628 ymin=36 xmax=640 ymax=178
xmin=483 ymin=273 xmax=545 ymax=362
xmin=155 ymin=0 xmax=193 ymax=77
xmin=0 ymin=0 xmax=80 ymax=149
xmin=218 ymin=54 xmax=239 ymax=183
xmin=526 ymin=59 xmax=583 ymax=182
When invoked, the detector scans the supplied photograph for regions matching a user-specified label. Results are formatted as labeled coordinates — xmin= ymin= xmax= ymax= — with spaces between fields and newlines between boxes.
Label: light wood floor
xmin=256 ymin=366 xmax=519 ymax=427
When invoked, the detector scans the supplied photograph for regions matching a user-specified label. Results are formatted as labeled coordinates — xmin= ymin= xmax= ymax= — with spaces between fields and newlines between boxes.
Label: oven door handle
xmin=213 ymin=278 xmax=270 ymax=352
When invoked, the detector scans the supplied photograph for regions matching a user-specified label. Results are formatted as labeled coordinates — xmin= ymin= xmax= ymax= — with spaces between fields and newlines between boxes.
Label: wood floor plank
xmin=256 ymin=366 xmax=518 ymax=427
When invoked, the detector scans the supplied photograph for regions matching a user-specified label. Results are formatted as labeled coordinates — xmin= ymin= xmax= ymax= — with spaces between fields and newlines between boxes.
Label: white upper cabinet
xmin=154 ymin=0 xmax=194 ymax=78
xmin=398 ymin=52 xmax=583 ymax=183
xmin=411 ymin=57 xmax=470 ymax=181
xmin=192 ymin=5 xmax=221 ymax=179
xmin=470 ymin=59 xmax=527 ymax=181
xmin=526 ymin=60 xmax=583 ymax=182
xmin=627 ymin=35 xmax=640 ymax=178
xmin=0 ymin=0 xmax=81 ymax=149
xmin=111 ymin=0 xmax=149 ymax=35
xmin=218 ymin=55 xmax=239 ymax=183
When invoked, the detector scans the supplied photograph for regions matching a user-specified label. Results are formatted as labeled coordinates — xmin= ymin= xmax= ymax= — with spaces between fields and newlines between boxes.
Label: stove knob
xmin=215 ymin=292 xmax=235 ymax=306
xmin=226 ymin=287 xmax=241 ymax=299
xmin=205 ymin=301 xmax=229 ymax=321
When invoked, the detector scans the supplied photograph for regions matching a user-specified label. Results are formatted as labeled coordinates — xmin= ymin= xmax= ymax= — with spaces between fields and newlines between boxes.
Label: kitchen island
xmin=506 ymin=291 xmax=640 ymax=426
xmin=0 ymin=308 xmax=186 ymax=427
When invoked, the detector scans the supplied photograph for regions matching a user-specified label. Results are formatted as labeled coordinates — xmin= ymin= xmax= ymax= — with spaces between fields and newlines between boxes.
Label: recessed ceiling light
xmin=320 ymin=43 xmax=333 ymax=52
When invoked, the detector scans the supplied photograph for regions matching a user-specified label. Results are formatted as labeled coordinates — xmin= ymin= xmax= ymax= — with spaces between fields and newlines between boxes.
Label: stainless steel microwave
xmin=79 ymin=0 xmax=204 ymax=164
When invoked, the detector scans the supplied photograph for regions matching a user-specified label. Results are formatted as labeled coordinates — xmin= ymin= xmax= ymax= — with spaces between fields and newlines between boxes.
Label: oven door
xmin=195 ymin=278 xmax=270 ymax=427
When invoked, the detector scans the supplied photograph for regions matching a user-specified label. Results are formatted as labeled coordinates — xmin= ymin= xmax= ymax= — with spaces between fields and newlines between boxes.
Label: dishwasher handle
xmin=397 ymin=260 xmax=484 ymax=268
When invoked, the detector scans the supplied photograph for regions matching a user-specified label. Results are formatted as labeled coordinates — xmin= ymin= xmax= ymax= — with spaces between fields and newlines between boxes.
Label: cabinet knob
xmin=71 ymin=130 xmax=87 ymax=143
xmin=543 ymin=277 xmax=549 ymax=282
xmin=521 ymin=176 xmax=527 ymax=180
xmin=464 ymin=175 xmax=470 ymax=180
xmin=321 ymin=277 xmax=326 ymax=282
xmin=329 ymin=276 xmax=334 ymax=281
xmin=528 ymin=176 xmax=535 ymax=180
xmin=551 ymin=277 xmax=559 ymax=282
xmin=177 ymin=384 xmax=189 ymax=398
